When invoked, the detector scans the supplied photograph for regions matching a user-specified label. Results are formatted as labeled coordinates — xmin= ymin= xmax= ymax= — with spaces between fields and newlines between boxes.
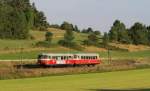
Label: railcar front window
xmin=38 ymin=55 xmax=48 ymax=59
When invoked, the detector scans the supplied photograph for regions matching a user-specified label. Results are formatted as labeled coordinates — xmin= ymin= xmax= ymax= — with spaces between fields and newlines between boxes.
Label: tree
xmin=49 ymin=24 xmax=60 ymax=29
xmin=58 ymin=29 xmax=75 ymax=47
xmin=118 ymin=29 xmax=131 ymax=44
xmin=83 ymin=33 xmax=99 ymax=46
xmin=64 ymin=29 xmax=75 ymax=42
xmin=36 ymin=31 xmax=53 ymax=47
xmin=109 ymin=20 xmax=126 ymax=42
xmin=94 ymin=31 xmax=101 ymax=36
xmin=0 ymin=0 xmax=49 ymax=39
xmin=147 ymin=26 xmax=150 ymax=45
xmin=102 ymin=32 xmax=109 ymax=48
xmin=60 ymin=22 xmax=74 ymax=31
xmin=108 ymin=20 xmax=131 ymax=44
xmin=109 ymin=20 xmax=121 ymax=41
xmin=74 ymin=25 xmax=80 ymax=32
xmin=0 ymin=0 xmax=31 ymax=39
xmin=82 ymin=27 xmax=94 ymax=33
xmin=33 ymin=11 xmax=49 ymax=31
xmin=32 ymin=3 xmax=49 ymax=31
xmin=129 ymin=22 xmax=149 ymax=45
xmin=45 ymin=31 xmax=53 ymax=42
xmin=87 ymin=27 xmax=93 ymax=33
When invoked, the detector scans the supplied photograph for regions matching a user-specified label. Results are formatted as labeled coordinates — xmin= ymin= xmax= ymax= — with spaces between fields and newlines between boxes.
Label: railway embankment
xmin=0 ymin=58 xmax=150 ymax=80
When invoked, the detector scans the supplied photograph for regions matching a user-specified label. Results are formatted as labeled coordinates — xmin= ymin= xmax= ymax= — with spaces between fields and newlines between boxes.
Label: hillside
xmin=0 ymin=28 xmax=106 ymax=53
xmin=0 ymin=28 xmax=150 ymax=60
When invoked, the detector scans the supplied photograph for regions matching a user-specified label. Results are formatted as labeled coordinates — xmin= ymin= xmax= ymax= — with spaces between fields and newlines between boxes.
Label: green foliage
xmin=35 ymin=41 xmax=51 ymax=48
xmin=0 ymin=0 xmax=48 ymax=39
xmin=82 ymin=27 xmax=94 ymax=33
xmin=94 ymin=31 xmax=101 ymax=36
xmin=74 ymin=25 xmax=80 ymax=32
xmin=58 ymin=28 xmax=75 ymax=47
xmin=33 ymin=10 xmax=49 ymax=31
xmin=0 ymin=0 xmax=31 ymax=39
xmin=58 ymin=28 xmax=83 ymax=50
xmin=45 ymin=31 xmax=53 ymax=42
xmin=35 ymin=31 xmax=53 ymax=48
xmin=118 ymin=29 xmax=131 ymax=44
xmin=83 ymin=33 xmax=100 ymax=46
xmin=129 ymin=22 xmax=149 ymax=45
xmin=102 ymin=32 xmax=109 ymax=48
xmin=147 ymin=26 xmax=150 ymax=45
xmin=60 ymin=22 xmax=80 ymax=33
xmin=49 ymin=24 xmax=60 ymax=29
xmin=64 ymin=30 xmax=74 ymax=42
xmin=109 ymin=20 xmax=128 ymax=42
xmin=60 ymin=22 xmax=74 ymax=31
xmin=109 ymin=20 xmax=149 ymax=45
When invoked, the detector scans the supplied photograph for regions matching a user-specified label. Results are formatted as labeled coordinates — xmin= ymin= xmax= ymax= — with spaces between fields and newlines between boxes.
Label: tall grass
xmin=0 ymin=59 xmax=150 ymax=80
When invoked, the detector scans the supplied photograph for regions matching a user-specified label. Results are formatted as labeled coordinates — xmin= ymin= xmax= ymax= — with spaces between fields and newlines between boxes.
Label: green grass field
xmin=0 ymin=69 xmax=150 ymax=91
xmin=0 ymin=50 xmax=149 ymax=60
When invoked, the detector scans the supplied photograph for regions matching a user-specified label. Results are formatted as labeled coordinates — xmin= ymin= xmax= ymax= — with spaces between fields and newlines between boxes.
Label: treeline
xmin=48 ymin=20 xmax=150 ymax=50
xmin=107 ymin=20 xmax=150 ymax=45
xmin=50 ymin=22 xmax=80 ymax=33
xmin=0 ymin=0 xmax=48 ymax=39
xmin=50 ymin=21 xmax=101 ymax=35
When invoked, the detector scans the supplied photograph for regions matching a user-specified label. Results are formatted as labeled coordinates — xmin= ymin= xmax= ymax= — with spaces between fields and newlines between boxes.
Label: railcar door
xmin=57 ymin=56 xmax=65 ymax=64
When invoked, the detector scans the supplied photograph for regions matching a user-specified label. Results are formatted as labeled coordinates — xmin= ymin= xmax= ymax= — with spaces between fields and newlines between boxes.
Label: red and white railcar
xmin=37 ymin=53 xmax=101 ymax=66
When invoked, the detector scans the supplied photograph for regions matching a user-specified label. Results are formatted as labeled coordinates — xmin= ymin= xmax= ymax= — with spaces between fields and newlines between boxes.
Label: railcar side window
xmin=92 ymin=56 xmax=94 ymax=59
xmin=69 ymin=56 xmax=72 ymax=59
xmin=83 ymin=56 xmax=85 ymax=59
xmin=52 ymin=56 xmax=58 ymax=60
xmin=96 ymin=56 xmax=98 ymax=59
xmin=81 ymin=56 xmax=83 ymax=59
xmin=86 ymin=56 xmax=88 ymax=59
xmin=61 ymin=56 xmax=63 ymax=60
xmin=48 ymin=56 xmax=51 ymax=59
xmin=64 ymin=56 xmax=67 ymax=60
xmin=74 ymin=55 xmax=77 ymax=59
xmin=93 ymin=56 xmax=97 ymax=59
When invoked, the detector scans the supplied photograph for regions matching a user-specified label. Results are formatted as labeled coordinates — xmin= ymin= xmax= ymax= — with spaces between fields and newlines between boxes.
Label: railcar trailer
xmin=37 ymin=53 xmax=101 ymax=66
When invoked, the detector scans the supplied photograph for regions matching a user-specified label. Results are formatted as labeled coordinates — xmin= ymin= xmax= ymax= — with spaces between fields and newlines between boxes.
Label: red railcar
xmin=37 ymin=53 xmax=101 ymax=66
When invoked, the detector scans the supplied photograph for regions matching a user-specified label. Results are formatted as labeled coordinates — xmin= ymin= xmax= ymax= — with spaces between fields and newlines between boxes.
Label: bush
xmin=58 ymin=40 xmax=84 ymax=51
xmin=45 ymin=31 xmax=53 ymax=42
xmin=35 ymin=41 xmax=51 ymax=48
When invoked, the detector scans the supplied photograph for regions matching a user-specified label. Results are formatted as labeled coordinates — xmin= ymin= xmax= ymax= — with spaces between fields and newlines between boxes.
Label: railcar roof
xmin=39 ymin=53 xmax=99 ymax=56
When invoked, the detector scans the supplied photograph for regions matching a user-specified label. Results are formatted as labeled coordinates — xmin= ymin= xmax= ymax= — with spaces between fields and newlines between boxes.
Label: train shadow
xmin=15 ymin=64 xmax=41 ymax=69
xmin=15 ymin=64 xmax=87 ymax=69
xmin=89 ymin=88 xmax=150 ymax=91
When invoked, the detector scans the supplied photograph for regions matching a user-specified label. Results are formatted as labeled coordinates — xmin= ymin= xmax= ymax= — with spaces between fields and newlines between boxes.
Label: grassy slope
xmin=0 ymin=50 xmax=150 ymax=60
xmin=31 ymin=28 xmax=88 ymax=44
xmin=0 ymin=69 xmax=150 ymax=91
xmin=0 ymin=28 xmax=88 ymax=50
xmin=0 ymin=28 xmax=150 ymax=60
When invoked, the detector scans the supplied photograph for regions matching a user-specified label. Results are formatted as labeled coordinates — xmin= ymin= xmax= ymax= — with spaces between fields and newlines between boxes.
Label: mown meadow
xmin=0 ymin=69 xmax=150 ymax=91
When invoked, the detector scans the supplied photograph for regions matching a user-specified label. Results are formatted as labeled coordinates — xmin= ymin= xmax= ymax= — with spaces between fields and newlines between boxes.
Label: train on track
xmin=37 ymin=53 xmax=101 ymax=66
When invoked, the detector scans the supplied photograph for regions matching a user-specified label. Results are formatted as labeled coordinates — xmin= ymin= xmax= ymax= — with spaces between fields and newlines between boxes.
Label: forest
xmin=0 ymin=0 xmax=150 ymax=46
xmin=0 ymin=0 xmax=48 ymax=39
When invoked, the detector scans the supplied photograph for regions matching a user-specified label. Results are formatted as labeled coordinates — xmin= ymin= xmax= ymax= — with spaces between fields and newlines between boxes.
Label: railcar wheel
xmin=73 ymin=64 xmax=76 ymax=67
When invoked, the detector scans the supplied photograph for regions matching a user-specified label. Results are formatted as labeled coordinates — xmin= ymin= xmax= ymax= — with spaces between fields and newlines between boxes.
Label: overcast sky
xmin=30 ymin=0 xmax=150 ymax=32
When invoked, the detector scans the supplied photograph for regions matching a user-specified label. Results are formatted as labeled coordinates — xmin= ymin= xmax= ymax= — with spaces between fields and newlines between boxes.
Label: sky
xmin=30 ymin=0 xmax=150 ymax=32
